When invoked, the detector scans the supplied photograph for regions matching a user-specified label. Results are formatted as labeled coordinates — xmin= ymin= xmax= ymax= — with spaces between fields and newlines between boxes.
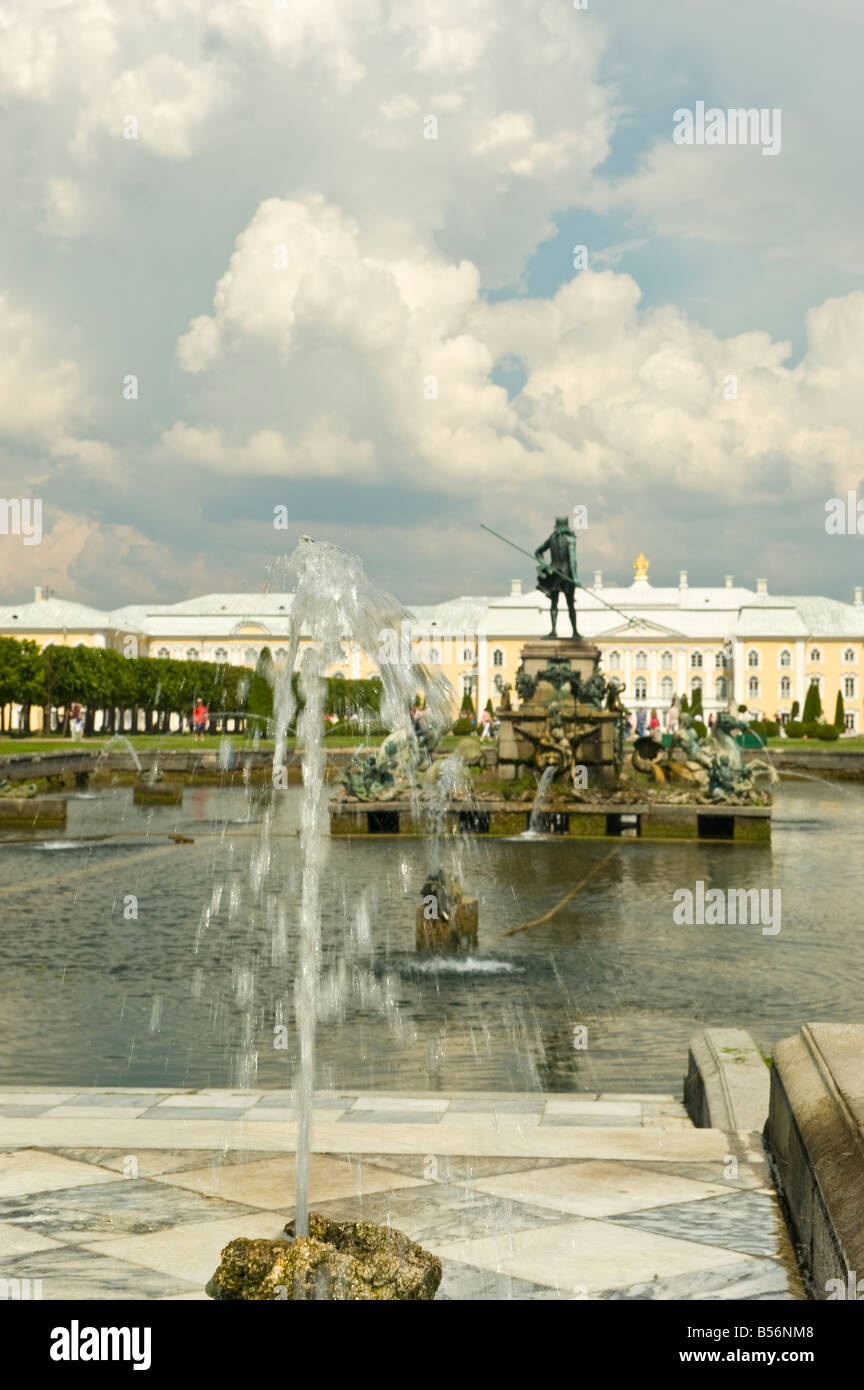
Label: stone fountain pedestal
xmin=496 ymin=638 xmax=618 ymax=787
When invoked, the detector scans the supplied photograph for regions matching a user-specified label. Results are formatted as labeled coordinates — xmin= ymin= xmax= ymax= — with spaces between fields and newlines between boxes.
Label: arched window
xmin=844 ymin=647 xmax=856 ymax=664
xmin=492 ymin=648 xmax=504 ymax=667
xmin=715 ymin=677 xmax=728 ymax=700
xmin=462 ymin=646 xmax=475 ymax=663
xmin=715 ymin=651 xmax=727 ymax=668
xmin=690 ymin=675 xmax=703 ymax=693
xmin=660 ymin=675 xmax=673 ymax=700
xmin=748 ymin=676 xmax=760 ymax=698
xmin=844 ymin=675 xmax=857 ymax=698
xmin=214 ymin=647 xmax=228 ymax=663
xmin=747 ymin=649 xmax=760 ymax=668
xmin=460 ymin=674 xmax=475 ymax=695
xmin=635 ymin=650 xmax=647 ymax=669
xmin=273 ymin=648 xmax=287 ymax=662
xmin=780 ymin=676 xmax=792 ymax=698
xmin=690 ymin=651 xmax=703 ymax=669
xmin=244 ymin=647 xmax=257 ymax=665
xmin=493 ymin=674 xmax=504 ymax=693
xmin=607 ymin=650 xmax=621 ymax=670
xmin=809 ymin=648 xmax=822 ymax=663
xmin=779 ymin=649 xmax=792 ymax=668
xmin=186 ymin=648 xmax=199 ymax=662
xmin=157 ymin=647 xmax=170 ymax=659
xmin=661 ymin=651 xmax=674 ymax=670
xmin=634 ymin=676 xmax=647 ymax=698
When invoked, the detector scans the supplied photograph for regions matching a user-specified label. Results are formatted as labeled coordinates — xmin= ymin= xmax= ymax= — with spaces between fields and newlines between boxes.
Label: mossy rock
xmin=205 ymin=1213 xmax=442 ymax=1301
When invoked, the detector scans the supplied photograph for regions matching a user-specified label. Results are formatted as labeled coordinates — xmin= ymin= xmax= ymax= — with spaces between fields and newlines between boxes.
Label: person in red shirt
xmin=192 ymin=699 xmax=208 ymax=741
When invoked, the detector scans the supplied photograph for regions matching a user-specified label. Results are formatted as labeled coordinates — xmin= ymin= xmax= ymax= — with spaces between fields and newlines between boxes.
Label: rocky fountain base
xmin=206 ymin=1213 xmax=442 ymax=1301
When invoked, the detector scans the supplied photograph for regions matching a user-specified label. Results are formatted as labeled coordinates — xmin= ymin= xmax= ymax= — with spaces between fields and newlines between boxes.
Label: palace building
xmin=2 ymin=556 xmax=863 ymax=731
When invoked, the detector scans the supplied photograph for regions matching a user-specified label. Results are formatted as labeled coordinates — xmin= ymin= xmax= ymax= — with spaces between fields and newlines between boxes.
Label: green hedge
xmin=749 ymin=719 xmax=779 ymax=740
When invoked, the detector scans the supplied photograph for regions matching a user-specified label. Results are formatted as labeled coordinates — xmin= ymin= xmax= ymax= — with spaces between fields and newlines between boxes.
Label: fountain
xmin=207 ymin=537 xmax=448 ymax=1299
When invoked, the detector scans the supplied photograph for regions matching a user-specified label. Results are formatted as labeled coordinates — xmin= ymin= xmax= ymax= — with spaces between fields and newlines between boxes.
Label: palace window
xmin=660 ymin=676 xmax=673 ymax=700
xmin=273 ymin=648 xmax=286 ymax=662
xmin=661 ymin=651 xmax=674 ymax=670
xmin=690 ymin=651 xmax=703 ymax=669
xmin=844 ymin=676 xmax=857 ymax=698
xmin=715 ymin=651 xmax=727 ymax=668
xmin=244 ymin=647 xmax=257 ymax=665
xmin=690 ymin=675 xmax=703 ymax=693
xmin=635 ymin=650 xmax=647 ymax=669
xmin=462 ymin=646 xmax=475 ymax=663
xmin=780 ymin=649 xmax=792 ymax=668
xmin=492 ymin=648 xmax=504 ymax=667
xmin=809 ymin=648 xmax=822 ymax=663
xmin=186 ymin=648 xmax=199 ymax=662
xmin=493 ymin=674 xmax=504 ymax=693
xmin=845 ymin=712 xmax=857 ymax=731
xmin=214 ymin=648 xmax=228 ymax=663
xmin=460 ymin=674 xmax=475 ymax=696
xmin=747 ymin=649 xmax=759 ymax=668
xmin=748 ymin=676 xmax=760 ymax=698
xmin=634 ymin=677 xmax=647 ymax=698
xmin=844 ymin=647 xmax=857 ymax=664
xmin=715 ymin=677 xmax=728 ymax=700
xmin=607 ymin=650 xmax=621 ymax=669
xmin=780 ymin=676 xmax=792 ymax=698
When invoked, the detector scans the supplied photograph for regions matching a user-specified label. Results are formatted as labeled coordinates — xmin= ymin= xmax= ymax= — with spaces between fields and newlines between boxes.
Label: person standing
xmin=635 ymin=707 xmax=646 ymax=737
xmin=193 ymin=698 xmax=208 ymax=742
xmin=649 ymin=708 xmax=660 ymax=739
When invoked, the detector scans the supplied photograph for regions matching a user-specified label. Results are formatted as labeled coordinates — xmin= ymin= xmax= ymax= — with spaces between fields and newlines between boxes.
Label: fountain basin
xmin=133 ymin=783 xmax=183 ymax=806
xmin=206 ymin=1213 xmax=442 ymax=1301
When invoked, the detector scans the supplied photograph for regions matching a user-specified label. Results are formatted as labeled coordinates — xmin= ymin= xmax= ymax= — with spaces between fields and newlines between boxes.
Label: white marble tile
xmin=433 ymin=1218 xmax=753 ymax=1292
xmin=471 ymin=1161 xmax=731 ymax=1218
xmin=546 ymin=1099 xmax=642 ymax=1116
xmin=83 ymin=1210 xmax=292 ymax=1285
xmin=153 ymin=1154 xmax=427 ymax=1208
xmin=0 ymin=1150 xmax=125 ymax=1198
xmin=0 ymin=1222 xmax=68 ymax=1257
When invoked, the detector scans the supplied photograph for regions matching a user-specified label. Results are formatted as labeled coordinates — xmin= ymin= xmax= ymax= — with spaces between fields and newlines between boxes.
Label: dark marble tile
xmin=596 ymin=1257 xmax=801 ymax=1301
xmin=144 ymin=1108 xmax=247 ymax=1120
xmin=47 ymin=1147 xmax=287 ymax=1174
xmin=608 ymin=1190 xmax=784 ymax=1257
xmin=0 ymin=1178 xmax=258 ymax=1237
xmin=619 ymin=1159 xmax=770 ymax=1191
xmin=437 ymin=1259 xmax=570 ymax=1301
xmin=0 ymin=1245 xmax=200 ymax=1300
xmin=336 ymin=1110 xmax=443 ymax=1124
xmin=309 ymin=1184 xmax=571 ymax=1247
xmin=447 ymin=1100 xmax=545 ymax=1114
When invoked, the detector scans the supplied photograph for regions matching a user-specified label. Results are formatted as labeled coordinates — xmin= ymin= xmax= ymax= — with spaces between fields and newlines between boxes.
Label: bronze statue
xmin=535 ymin=517 xmax=580 ymax=639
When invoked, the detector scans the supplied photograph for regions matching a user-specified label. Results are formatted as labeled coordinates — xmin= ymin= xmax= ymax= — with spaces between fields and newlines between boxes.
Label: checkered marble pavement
xmin=0 ymin=1088 xmax=805 ymax=1301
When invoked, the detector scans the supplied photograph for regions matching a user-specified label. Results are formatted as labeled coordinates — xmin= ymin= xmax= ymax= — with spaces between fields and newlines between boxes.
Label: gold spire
xmin=633 ymin=552 xmax=649 ymax=581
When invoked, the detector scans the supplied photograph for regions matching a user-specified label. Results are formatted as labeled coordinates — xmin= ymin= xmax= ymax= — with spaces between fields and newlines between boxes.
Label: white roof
xmin=0 ymin=597 xmax=137 ymax=633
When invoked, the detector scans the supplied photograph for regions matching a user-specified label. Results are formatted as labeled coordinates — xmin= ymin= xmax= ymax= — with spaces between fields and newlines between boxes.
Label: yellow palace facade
xmin=2 ymin=558 xmax=863 ymax=731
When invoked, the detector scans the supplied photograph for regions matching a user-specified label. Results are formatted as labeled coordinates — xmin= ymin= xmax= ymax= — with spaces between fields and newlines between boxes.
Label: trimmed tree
xmin=834 ymin=688 xmax=845 ymax=730
xmin=802 ymin=679 xmax=822 ymax=722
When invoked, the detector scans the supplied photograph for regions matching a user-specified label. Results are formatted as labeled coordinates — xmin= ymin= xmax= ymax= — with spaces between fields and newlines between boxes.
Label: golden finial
xmin=634 ymin=552 xmax=649 ymax=580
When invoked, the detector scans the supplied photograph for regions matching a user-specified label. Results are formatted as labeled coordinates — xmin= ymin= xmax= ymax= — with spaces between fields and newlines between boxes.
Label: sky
xmin=1 ymin=0 xmax=864 ymax=609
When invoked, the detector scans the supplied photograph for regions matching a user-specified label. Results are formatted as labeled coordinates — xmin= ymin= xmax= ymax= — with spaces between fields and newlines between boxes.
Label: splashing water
xmin=523 ymin=766 xmax=558 ymax=838
xmin=97 ymin=734 xmax=142 ymax=774
xmin=269 ymin=538 xmax=453 ymax=1237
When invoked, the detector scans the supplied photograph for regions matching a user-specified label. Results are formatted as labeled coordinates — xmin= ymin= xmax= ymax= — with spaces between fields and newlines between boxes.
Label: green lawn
xmin=0 ymin=732 xmax=465 ymax=755
xmin=765 ymin=735 xmax=864 ymax=751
